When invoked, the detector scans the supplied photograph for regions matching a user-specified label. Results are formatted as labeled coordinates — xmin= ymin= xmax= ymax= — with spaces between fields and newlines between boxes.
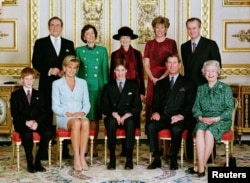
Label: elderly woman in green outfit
xmin=76 ymin=24 xmax=109 ymax=156
xmin=188 ymin=60 xmax=234 ymax=177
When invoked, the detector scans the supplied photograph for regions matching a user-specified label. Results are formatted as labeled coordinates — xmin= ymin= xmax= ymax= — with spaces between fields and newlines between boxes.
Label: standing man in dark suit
xmin=181 ymin=17 xmax=221 ymax=160
xmin=11 ymin=67 xmax=52 ymax=173
xmin=147 ymin=54 xmax=196 ymax=170
xmin=32 ymin=16 xmax=75 ymax=159
xmin=102 ymin=58 xmax=142 ymax=170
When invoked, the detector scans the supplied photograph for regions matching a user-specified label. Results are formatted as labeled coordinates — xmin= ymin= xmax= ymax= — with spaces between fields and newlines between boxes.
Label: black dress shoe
xmin=107 ymin=159 xmax=116 ymax=170
xmin=198 ymin=171 xmax=205 ymax=177
xmin=125 ymin=159 xmax=133 ymax=170
xmin=170 ymin=160 xmax=178 ymax=170
xmin=147 ymin=158 xmax=162 ymax=169
xmin=187 ymin=167 xmax=198 ymax=174
xmin=35 ymin=165 xmax=46 ymax=172
xmin=27 ymin=165 xmax=36 ymax=173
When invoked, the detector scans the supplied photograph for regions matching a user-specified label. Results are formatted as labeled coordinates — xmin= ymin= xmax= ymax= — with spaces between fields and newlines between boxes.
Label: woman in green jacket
xmin=76 ymin=24 xmax=109 ymax=156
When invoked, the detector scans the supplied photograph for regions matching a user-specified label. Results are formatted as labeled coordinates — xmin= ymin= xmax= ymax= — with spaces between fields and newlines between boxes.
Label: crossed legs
xmin=67 ymin=118 xmax=89 ymax=171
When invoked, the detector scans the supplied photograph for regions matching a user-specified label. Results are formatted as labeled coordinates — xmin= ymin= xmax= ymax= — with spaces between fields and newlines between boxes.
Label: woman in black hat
xmin=110 ymin=26 xmax=145 ymax=157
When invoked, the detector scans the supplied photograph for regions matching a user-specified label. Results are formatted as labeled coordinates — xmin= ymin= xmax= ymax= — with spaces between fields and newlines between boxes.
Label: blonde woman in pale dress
xmin=52 ymin=55 xmax=90 ymax=171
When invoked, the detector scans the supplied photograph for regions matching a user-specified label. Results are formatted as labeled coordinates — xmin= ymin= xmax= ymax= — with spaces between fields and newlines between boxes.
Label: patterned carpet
xmin=0 ymin=141 xmax=250 ymax=183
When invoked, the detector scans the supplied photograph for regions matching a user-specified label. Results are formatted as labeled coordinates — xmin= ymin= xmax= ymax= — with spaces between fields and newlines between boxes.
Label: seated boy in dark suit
xmin=102 ymin=58 xmax=142 ymax=170
xmin=10 ymin=67 xmax=52 ymax=173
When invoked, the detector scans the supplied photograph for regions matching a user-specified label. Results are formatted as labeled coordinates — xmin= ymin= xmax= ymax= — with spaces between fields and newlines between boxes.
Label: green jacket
xmin=76 ymin=45 xmax=109 ymax=91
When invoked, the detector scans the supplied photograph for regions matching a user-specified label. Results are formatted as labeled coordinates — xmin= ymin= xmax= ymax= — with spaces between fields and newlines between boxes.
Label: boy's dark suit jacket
xmin=10 ymin=88 xmax=47 ymax=133
xmin=152 ymin=75 xmax=196 ymax=124
xmin=181 ymin=36 xmax=221 ymax=86
xmin=102 ymin=79 xmax=142 ymax=128
xmin=31 ymin=36 xmax=75 ymax=112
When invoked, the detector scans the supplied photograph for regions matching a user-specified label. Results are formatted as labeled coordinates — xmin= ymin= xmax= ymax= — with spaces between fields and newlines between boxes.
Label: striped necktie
xmin=119 ymin=82 xmax=123 ymax=93
xmin=27 ymin=90 xmax=31 ymax=104
xmin=170 ymin=77 xmax=174 ymax=89
xmin=192 ymin=42 xmax=196 ymax=53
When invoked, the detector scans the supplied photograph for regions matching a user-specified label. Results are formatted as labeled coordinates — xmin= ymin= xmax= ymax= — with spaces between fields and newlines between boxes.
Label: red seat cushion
xmin=221 ymin=130 xmax=233 ymax=141
xmin=56 ymin=129 xmax=95 ymax=137
xmin=158 ymin=129 xmax=188 ymax=139
xmin=104 ymin=128 xmax=141 ymax=137
xmin=12 ymin=131 xmax=41 ymax=142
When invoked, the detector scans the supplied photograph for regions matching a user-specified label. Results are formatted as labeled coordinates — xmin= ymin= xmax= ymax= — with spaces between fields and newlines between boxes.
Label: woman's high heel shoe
xmin=187 ymin=167 xmax=198 ymax=174
xmin=198 ymin=172 xmax=205 ymax=177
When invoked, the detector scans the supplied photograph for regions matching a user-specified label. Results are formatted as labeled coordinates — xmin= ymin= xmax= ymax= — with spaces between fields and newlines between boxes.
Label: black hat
xmin=113 ymin=26 xmax=138 ymax=40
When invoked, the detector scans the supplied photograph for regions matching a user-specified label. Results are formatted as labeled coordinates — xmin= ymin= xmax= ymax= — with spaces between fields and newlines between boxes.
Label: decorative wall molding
xmin=0 ymin=19 xmax=17 ymax=51
xmin=30 ymin=0 xmax=39 ymax=59
xmin=201 ymin=0 xmax=211 ymax=38
xmin=2 ymin=0 xmax=17 ymax=5
xmin=221 ymin=64 xmax=250 ymax=76
xmin=223 ymin=0 xmax=250 ymax=6
xmin=223 ymin=19 xmax=250 ymax=52
xmin=0 ymin=0 xmax=30 ymax=76
xmin=0 ymin=67 xmax=22 ymax=76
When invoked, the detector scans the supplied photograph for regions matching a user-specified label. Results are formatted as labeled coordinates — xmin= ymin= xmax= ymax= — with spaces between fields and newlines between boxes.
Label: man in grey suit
xmin=181 ymin=17 xmax=221 ymax=161
xmin=32 ymin=16 xmax=75 ymax=159
xmin=102 ymin=58 xmax=142 ymax=170
xmin=147 ymin=54 xmax=196 ymax=170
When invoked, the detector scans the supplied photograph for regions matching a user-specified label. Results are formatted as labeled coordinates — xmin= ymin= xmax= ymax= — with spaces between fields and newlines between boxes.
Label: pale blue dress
xmin=52 ymin=76 xmax=91 ymax=129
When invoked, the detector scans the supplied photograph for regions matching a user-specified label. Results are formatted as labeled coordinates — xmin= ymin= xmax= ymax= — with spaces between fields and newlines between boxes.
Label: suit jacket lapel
xmin=21 ymin=88 xmax=30 ymax=106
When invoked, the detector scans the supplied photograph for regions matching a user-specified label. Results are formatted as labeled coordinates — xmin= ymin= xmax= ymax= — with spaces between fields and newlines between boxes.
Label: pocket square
xmin=128 ymin=92 xmax=133 ymax=95
xmin=36 ymin=97 xmax=39 ymax=100
xmin=66 ymin=49 xmax=70 ymax=52
xmin=179 ymin=87 xmax=185 ymax=91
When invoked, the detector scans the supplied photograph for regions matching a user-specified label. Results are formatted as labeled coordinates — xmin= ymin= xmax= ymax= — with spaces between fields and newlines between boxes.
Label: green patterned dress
xmin=192 ymin=81 xmax=234 ymax=141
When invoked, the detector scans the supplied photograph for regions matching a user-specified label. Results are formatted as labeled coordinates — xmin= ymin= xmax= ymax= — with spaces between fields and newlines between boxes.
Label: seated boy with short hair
xmin=10 ymin=67 xmax=52 ymax=173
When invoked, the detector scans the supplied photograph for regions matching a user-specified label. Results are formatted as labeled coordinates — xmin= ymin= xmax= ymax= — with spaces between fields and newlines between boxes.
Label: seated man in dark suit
xmin=147 ymin=53 xmax=196 ymax=170
xmin=10 ymin=67 xmax=52 ymax=173
xmin=102 ymin=58 xmax=142 ymax=170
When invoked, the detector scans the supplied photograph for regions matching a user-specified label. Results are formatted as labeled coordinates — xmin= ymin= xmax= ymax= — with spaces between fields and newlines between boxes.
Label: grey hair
xmin=201 ymin=60 xmax=221 ymax=76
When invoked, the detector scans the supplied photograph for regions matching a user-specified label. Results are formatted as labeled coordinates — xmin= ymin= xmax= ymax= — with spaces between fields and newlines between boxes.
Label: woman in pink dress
xmin=144 ymin=16 xmax=178 ymax=127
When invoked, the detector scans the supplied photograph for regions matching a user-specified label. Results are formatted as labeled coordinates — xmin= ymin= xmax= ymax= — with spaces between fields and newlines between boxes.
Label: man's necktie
xmin=192 ymin=42 xmax=196 ymax=53
xmin=54 ymin=38 xmax=60 ymax=55
xmin=27 ymin=90 xmax=31 ymax=104
xmin=170 ymin=77 xmax=174 ymax=89
xmin=119 ymin=82 xmax=123 ymax=93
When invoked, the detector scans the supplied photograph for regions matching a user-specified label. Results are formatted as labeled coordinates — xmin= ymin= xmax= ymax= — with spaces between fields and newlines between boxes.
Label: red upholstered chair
xmin=56 ymin=129 xmax=95 ymax=168
xmin=193 ymin=98 xmax=238 ymax=167
xmin=11 ymin=131 xmax=52 ymax=171
xmin=104 ymin=128 xmax=141 ymax=165
xmin=149 ymin=129 xmax=188 ymax=168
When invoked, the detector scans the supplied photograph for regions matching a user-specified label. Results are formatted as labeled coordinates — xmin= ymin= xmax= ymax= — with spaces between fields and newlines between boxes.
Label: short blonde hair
xmin=201 ymin=60 xmax=221 ymax=76
xmin=62 ymin=55 xmax=80 ymax=68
